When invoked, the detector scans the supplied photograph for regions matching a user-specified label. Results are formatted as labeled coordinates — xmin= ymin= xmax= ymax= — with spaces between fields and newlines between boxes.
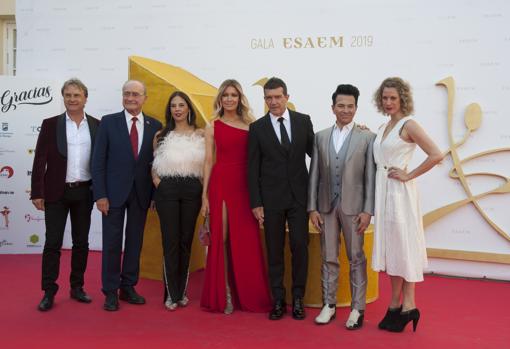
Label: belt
xmin=65 ymin=180 xmax=92 ymax=188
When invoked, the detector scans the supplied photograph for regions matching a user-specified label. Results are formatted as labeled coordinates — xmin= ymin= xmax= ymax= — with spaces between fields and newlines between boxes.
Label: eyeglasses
xmin=123 ymin=91 xmax=145 ymax=98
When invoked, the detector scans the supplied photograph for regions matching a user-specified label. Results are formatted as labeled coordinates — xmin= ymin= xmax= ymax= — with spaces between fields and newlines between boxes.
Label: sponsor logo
xmin=0 ymin=239 xmax=13 ymax=247
xmin=27 ymin=234 xmax=42 ymax=247
xmin=27 ymin=170 xmax=32 ymax=176
xmin=0 ymin=86 xmax=53 ymax=113
xmin=0 ymin=122 xmax=13 ymax=138
xmin=25 ymin=125 xmax=41 ymax=136
xmin=0 ymin=190 xmax=14 ymax=196
xmin=0 ymin=166 xmax=14 ymax=178
xmin=1 ymin=206 xmax=10 ymax=229
xmin=0 ymin=147 xmax=15 ymax=156
xmin=25 ymin=214 xmax=44 ymax=222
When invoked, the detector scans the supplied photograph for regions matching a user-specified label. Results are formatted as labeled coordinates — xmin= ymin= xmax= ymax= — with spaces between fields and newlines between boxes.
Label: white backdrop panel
xmin=14 ymin=0 xmax=510 ymax=279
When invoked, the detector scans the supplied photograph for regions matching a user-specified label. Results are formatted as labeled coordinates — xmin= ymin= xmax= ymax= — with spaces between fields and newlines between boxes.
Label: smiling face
xmin=169 ymin=95 xmax=190 ymax=124
xmin=221 ymin=85 xmax=240 ymax=114
xmin=332 ymin=94 xmax=357 ymax=127
xmin=63 ymin=84 xmax=87 ymax=115
xmin=264 ymin=87 xmax=289 ymax=117
xmin=122 ymin=81 xmax=147 ymax=115
xmin=381 ymin=87 xmax=402 ymax=117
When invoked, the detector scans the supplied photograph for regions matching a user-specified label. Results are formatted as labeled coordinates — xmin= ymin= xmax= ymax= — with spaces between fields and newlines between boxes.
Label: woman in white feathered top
xmin=152 ymin=91 xmax=205 ymax=311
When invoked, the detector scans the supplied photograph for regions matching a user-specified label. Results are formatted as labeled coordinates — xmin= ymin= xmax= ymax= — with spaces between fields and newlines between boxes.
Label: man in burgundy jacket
xmin=31 ymin=78 xmax=99 ymax=311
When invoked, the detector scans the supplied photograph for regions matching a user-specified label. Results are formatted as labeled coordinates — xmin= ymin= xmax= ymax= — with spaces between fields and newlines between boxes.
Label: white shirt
xmin=124 ymin=110 xmax=144 ymax=154
xmin=332 ymin=121 xmax=354 ymax=153
xmin=270 ymin=108 xmax=292 ymax=143
xmin=65 ymin=113 xmax=92 ymax=182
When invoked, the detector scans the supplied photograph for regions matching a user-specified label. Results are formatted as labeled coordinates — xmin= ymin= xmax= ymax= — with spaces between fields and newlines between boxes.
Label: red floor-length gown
xmin=201 ymin=120 xmax=272 ymax=312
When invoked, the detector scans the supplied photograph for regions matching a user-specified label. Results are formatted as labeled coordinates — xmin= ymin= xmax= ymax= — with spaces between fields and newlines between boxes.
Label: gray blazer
xmin=307 ymin=124 xmax=376 ymax=216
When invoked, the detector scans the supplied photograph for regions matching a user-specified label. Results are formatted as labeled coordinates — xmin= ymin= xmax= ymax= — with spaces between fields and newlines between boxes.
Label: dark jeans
xmin=155 ymin=176 xmax=202 ymax=303
xmin=263 ymin=203 xmax=309 ymax=301
xmin=41 ymin=184 xmax=93 ymax=294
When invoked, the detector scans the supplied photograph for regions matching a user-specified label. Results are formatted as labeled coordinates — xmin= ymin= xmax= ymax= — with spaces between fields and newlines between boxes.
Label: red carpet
xmin=0 ymin=251 xmax=509 ymax=349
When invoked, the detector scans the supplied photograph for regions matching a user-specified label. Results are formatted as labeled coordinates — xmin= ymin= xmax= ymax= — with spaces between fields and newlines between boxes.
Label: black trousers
xmin=41 ymin=184 xmax=93 ymax=294
xmin=155 ymin=176 xmax=202 ymax=303
xmin=101 ymin=187 xmax=148 ymax=294
xmin=263 ymin=203 xmax=309 ymax=301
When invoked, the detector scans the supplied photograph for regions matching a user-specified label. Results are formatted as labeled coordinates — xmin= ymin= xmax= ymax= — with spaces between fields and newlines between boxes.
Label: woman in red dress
xmin=200 ymin=79 xmax=271 ymax=314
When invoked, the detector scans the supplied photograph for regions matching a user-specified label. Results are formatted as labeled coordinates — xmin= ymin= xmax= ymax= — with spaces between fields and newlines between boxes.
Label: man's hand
xmin=309 ymin=210 xmax=323 ymax=233
xmin=354 ymin=212 xmax=371 ymax=234
xmin=32 ymin=199 xmax=45 ymax=211
xmin=252 ymin=206 xmax=264 ymax=225
xmin=96 ymin=198 xmax=110 ymax=216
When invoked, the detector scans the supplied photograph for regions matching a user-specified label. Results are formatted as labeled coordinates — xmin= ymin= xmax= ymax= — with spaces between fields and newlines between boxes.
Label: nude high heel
xmin=224 ymin=284 xmax=233 ymax=315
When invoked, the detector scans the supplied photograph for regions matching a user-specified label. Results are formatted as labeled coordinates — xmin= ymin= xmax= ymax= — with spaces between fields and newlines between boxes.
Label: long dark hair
xmin=157 ymin=91 xmax=197 ymax=144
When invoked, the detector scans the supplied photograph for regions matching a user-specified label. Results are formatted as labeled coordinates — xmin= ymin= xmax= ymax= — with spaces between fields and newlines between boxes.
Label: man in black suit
xmin=248 ymin=77 xmax=314 ymax=320
xmin=92 ymin=80 xmax=162 ymax=311
xmin=31 ymin=78 xmax=99 ymax=311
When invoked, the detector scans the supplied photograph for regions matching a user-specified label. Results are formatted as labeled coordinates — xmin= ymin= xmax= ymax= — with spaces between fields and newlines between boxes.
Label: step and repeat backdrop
xmin=2 ymin=0 xmax=508 ymax=279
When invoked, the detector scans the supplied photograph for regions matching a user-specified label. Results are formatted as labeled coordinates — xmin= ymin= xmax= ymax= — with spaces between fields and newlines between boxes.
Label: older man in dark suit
xmin=92 ymin=80 xmax=162 ymax=311
xmin=31 ymin=78 xmax=99 ymax=311
xmin=248 ymin=77 xmax=314 ymax=320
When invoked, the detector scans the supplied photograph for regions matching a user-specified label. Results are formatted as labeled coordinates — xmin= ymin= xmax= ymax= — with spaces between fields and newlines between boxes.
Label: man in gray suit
xmin=307 ymin=84 xmax=376 ymax=329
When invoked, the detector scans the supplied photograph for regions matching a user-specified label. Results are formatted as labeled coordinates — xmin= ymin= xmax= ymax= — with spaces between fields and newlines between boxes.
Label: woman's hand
xmin=387 ymin=166 xmax=410 ymax=182
xmin=200 ymin=196 xmax=209 ymax=217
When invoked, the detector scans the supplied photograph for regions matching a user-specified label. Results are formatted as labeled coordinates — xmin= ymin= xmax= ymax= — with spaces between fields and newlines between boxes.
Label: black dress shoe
xmin=119 ymin=287 xmax=146 ymax=305
xmin=70 ymin=288 xmax=92 ymax=303
xmin=103 ymin=293 xmax=119 ymax=311
xmin=292 ymin=298 xmax=306 ymax=320
xmin=38 ymin=293 xmax=54 ymax=311
xmin=269 ymin=300 xmax=286 ymax=320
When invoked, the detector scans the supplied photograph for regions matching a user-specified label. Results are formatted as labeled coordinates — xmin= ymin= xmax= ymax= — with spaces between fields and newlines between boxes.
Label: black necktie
xmin=278 ymin=117 xmax=291 ymax=151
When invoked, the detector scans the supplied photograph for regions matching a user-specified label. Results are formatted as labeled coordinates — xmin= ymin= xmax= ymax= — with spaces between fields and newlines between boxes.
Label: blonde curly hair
xmin=373 ymin=77 xmax=414 ymax=117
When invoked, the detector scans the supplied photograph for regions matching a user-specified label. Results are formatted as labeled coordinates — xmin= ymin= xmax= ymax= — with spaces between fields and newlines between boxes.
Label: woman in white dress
xmin=372 ymin=77 xmax=442 ymax=332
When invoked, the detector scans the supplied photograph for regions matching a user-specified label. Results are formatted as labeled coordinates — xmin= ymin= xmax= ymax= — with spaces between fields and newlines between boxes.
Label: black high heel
xmin=388 ymin=308 xmax=420 ymax=333
xmin=378 ymin=305 xmax=402 ymax=330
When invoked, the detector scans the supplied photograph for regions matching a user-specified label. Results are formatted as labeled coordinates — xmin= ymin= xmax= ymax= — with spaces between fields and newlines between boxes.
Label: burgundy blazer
xmin=31 ymin=113 xmax=100 ymax=203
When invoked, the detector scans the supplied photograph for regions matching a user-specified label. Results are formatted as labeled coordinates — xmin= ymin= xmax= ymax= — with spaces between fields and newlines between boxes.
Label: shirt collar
xmin=333 ymin=120 xmax=354 ymax=132
xmin=125 ymin=109 xmax=143 ymax=122
xmin=65 ymin=112 xmax=87 ymax=123
xmin=270 ymin=108 xmax=290 ymax=122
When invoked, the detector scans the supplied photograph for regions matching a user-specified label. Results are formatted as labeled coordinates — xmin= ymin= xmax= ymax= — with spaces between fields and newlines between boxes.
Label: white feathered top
xmin=152 ymin=130 xmax=205 ymax=178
